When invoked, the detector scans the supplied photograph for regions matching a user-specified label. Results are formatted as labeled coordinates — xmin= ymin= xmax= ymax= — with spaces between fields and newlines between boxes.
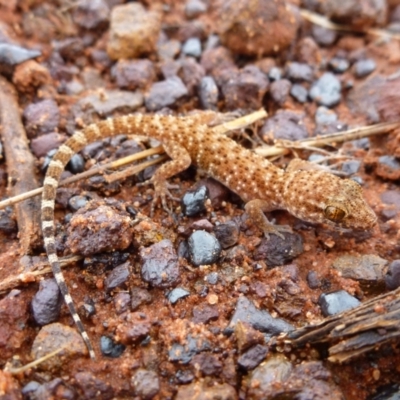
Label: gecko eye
xmin=324 ymin=206 xmax=346 ymax=222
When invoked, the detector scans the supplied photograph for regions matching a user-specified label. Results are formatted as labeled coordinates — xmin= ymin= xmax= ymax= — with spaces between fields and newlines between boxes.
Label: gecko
xmin=41 ymin=112 xmax=377 ymax=358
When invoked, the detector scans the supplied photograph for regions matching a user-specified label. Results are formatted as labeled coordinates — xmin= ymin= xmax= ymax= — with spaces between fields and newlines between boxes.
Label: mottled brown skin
xmin=41 ymin=113 xmax=377 ymax=358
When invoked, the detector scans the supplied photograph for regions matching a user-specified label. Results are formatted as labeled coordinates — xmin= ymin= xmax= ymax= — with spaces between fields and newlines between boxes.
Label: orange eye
xmin=324 ymin=206 xmax=346 ymax=222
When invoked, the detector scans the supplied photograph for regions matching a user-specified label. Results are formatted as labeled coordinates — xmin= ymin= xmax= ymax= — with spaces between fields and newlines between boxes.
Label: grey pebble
xmin=225 ymin=296 xmax=294 ymax=336
xmin=168 ymin=288 xmax=190 ymax=304
xmin=319 ymin=290 xmax=360 ymax=316
xmin=329 ymin=57 xmax=350 ymax=73
xmin=188 ymin=230 xmax=222 ymax=266
xmin=100 ymin=335 xmax=125 ymax=358
xmin=198 ymin=76 xmax=219 ymax=110
xmin=68 ymin=195 xmax=90 ymax=211
xmin=354 ymin=59 xmax=376 ymax=78
xmin=104 ymin=261 xmax=130 ymax=293
xmin=385 ymin=260 xmax=400 ymax=290
xmin=285 ymin=62 xmax=314 ymax=82
xmin=309 ymin=72 xmax=341 ymax=107
xmin=31 ymin=279 xmax=62 ymax=326
xmin=131 ymin=369 xmax=160 ymax=400
xmin=290 ymin=83 xmax=308 ymax=103
xmin=270 ymin=79 xmax=291 ymax=105
xmin=181 ymin=185 xmax=209 ymax=217
xmin=182 ymin=37 xmax=202 ymax=58
xmin=315 ymin=106 xmax=337 ymax=125
xmin=145 ymin=77 xmax=188 ymax=111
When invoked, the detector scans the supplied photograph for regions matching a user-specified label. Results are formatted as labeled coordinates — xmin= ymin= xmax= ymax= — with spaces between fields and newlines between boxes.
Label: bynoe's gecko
xmin=41 ymin=112 xmax=377 ymax=358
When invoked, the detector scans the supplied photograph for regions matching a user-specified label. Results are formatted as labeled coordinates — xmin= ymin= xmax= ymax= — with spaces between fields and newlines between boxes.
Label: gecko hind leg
xmin=245 ymin=199 xmax=293 ymax=240
xmin=137 ymin=141 xmax=191 ymax=217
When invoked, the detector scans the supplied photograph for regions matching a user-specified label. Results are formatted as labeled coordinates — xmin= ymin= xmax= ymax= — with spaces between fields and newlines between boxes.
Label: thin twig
xmin=254 ymin=121 xmax=400 ymax=157
xmin=0 ymin=255 xmax=82 ymax=295
xmin=300 ymin=9 xmax=400 ymax=40
xmin=0 ymin=146 xmax=165 ymax=211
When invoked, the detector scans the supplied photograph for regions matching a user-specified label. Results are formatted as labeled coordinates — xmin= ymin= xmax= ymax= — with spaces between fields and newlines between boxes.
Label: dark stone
xmin=192 ymin=305 xmax=219 ymax=324
xmin=181 ymin=185 xmax=209 ymax=217
xmin=114 ymin=292 xmax=131 ymax=315
xmin=131 ymin=287 xmax=152 ymax=310
xmin=385 ymin=260 xmax=400 ymax=290
xmin=225 ymin=296 xmax=294 ymax=335
xmin=191 ymin=353 xmax=222 ymax=376
xmin=319 ymin=290 xmax=361 ymax=316
xmin=312 ymin=25 xmax=338 ymax=46
xmin=31 ymin=279 xmax=62 ymax=326
xmin=104 ymin=261 xmax=130 ymax=293
xmin=131 ymin=369 xmax=160 ymax=400
xmin=254 ymin=232 xmax=304 ymax=268
xmin=23 ymin=99 xmax=60 ymax=138
xmin=83 ymin=252 xmax=129 ymax=275
xmin=342 ymin=160 xmax=361 ymax=175
xmin=140 ymin=240 xmax=180 ymax=288
xmin=188 ymin=230 xmax=222 ymax=266
xmin=0 ymin=212 xmax=17 ymax=233
xmin=307 ymin=271 xmax=321 ymax=289
xmin=68 ymin=154 xmax=85 ymax=174
xmin=30 ymin=132 xmax=67 ymax=158
xmin=169 ymin=334 xmax=211 ymax=364
xmin=145 ymin=77 xmax=188 ymax=111
xmin=176 ymin=369 xmax=194 ymax=384
xmin=238 ymin=344 xmax=268 ymax=370
xmin=167 ymin=288 xmax=190 ymax=304
xmin=309 ymin=72 xmax=342 ymax=107
xmin=100 ymin=336 xmax=125 ymax=358
xmin=214 ymin=221 xmax=239 ymax=249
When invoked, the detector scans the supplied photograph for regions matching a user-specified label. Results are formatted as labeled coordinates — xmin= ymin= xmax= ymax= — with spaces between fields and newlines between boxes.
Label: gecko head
xmin=284 ymin=171 xmax=377 ymax=231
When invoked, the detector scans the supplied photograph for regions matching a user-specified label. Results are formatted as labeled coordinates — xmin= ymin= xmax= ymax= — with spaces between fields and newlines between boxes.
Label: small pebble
xmin=72 ymin=0 xmax=110 ymax=30
xmin=309 ymin=72 xmax=341 ymax=107
xmin=167 ymin=288 xmax=190 ymax=304
xmin=169 ymin=334 xmax=211 ymax=364
xmin=145 ymin=77 xmax=188 ymax=111
xmin=23 ymin=99 xmax=60 ymax=138
xmin=268 ymin=67 xmax=282 ymax=81
xmin=131 ymin=369 xmax=160 ymax=400
xmin=198 ymin=76 xmax=219 ymax=110
xmin=354 ymin=59 xmax=376 ymax=78
xmin=238 ymin=344 xmax=268 ymax=370
xmin=187 ymin=230 xmax=222 ymax=266
xmin=31 ymin=279 xmax=62 ymax=326
xmin=192 ymin=304 xmax=219 ymax=324
xmin=185 ymin=0 xmax=208 ymax=19
xmin=181 ymin=185 xmax=209 ymax=217
xmin=342 ymin=160 xmax=361 ymax=175
xmin=385 ymin=260 xmax=400 ymax=290
xmin=311 ymin=25 xmax=338 ymax=46
xmin=182 ymin=37 xmax=202 ymax=58
xmin=315 ymin=106 xmax=337 ymax=125
xmin=329 ymin=57 xmax=350 ymax=73
xmin=225 ymin=296 xmax=294 ymax=335
xmin=100 ymin=336 xmax=125 ymax=358
xmin=319 ymin=290 xmax=361 ymax=316
xmin=290 ymin=83 xmax=308 ymax=103
xmin=140 ymin=240 xmax=180 ymax=288
xmin=104 ymin=261 xmax=130 ymax=293
xmin=68 ymin=195 xmax=90 ymax=211
xmin=214 ymin=221 xmax=239 ymax=249
xmin=270 ymin=79 xmax=291 ymax=105
xmin=285 ymin=62 xmax=314 ymax=82
xmin=205 ymin=272 xmax=219 ymax=285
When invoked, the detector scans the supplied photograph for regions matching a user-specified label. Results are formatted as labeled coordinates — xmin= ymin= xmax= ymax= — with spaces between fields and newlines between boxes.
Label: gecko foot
xmin=137 ymin=179 xmax=180 ymax=217
xmin=263 ymin=224 xmax=293 ymax=240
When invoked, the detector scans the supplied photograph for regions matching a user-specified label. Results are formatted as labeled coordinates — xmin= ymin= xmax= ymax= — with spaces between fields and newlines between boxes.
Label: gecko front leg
xmin=139 ymin=140 xmax=191 ymax=216
xmin=245 ymin=199 xmax=293 ymax=239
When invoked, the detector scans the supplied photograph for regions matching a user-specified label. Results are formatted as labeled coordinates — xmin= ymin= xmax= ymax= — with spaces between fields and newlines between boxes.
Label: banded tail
xmin=41 ymin=114 xmax=164 ymax=359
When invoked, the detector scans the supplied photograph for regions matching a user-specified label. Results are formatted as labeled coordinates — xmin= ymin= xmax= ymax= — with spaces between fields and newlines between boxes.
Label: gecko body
xmin=41 ymin=113 xmax=377 ymax=358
